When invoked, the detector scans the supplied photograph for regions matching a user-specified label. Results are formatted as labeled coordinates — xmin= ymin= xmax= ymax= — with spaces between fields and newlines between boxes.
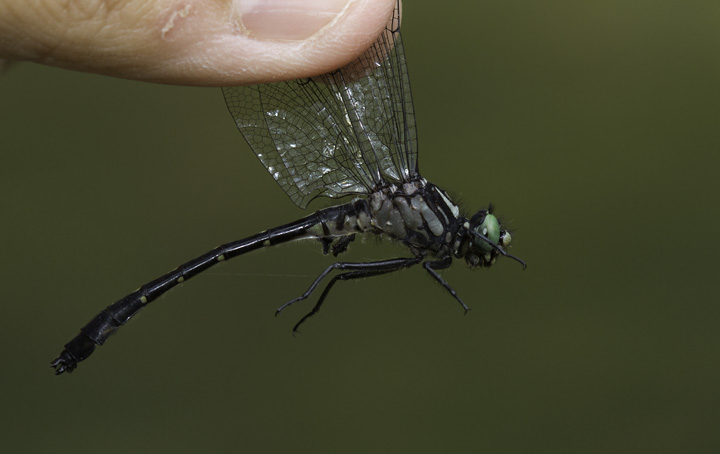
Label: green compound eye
xmin=474 ymin=213 xmax=500 ymax=252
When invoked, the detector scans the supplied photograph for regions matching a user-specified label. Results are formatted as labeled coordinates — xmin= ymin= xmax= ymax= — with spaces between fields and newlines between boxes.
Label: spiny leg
xmin=276 ymin=256 xmax=422 ymax=316
xmin=423 ymin=257 xmax=470 ymax=313
xmin=292 ymin=257 xmax=421 ymax=333
xmin=292 ymin=269 xmax=389 ymax=334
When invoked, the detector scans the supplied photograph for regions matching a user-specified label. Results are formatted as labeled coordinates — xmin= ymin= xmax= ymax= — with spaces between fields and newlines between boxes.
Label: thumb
xmin=0 ymin=0 xmax=397 ymax=86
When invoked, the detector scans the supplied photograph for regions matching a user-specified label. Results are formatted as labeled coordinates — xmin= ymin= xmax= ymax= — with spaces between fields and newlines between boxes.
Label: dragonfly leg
xmin=292 ymin=257 xmax=422 ymax=333
xmin=423 ymin=257 xmax=470 ymax=313
xmin=275 ymin=264 xmax=339 ymax=316
xmin=276 ymin=256 xmax=422 ymax=317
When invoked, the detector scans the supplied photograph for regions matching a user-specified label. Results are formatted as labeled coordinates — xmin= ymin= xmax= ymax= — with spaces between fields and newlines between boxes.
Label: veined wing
xmin=222 ymin=3 xmax=418 ymax=208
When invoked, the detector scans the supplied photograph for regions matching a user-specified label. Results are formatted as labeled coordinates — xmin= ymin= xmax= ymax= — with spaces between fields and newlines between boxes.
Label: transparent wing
xmin=222 ymin=4 xmax=418 ymax=208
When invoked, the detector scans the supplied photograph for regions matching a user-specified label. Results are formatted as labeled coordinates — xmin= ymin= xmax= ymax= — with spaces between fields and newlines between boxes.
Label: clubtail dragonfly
xmin=51 ymin=2 xmax=525 ymax=375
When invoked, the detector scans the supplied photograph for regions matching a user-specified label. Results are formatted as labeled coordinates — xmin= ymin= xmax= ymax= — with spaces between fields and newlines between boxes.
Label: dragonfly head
xmin=464 ymin=207 xmax=524 ymax=269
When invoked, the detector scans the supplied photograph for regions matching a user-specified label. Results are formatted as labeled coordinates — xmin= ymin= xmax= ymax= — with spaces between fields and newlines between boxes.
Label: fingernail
xmin=237 ymin=0 xmax=351 ymax=41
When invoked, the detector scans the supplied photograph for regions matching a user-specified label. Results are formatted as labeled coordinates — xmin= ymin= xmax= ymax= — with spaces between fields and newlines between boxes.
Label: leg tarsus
xmin=292 ymin=269 xmax=391 ymax=334
xmin=423 ymin=259 xmax=470 ymax=313
xmin=285 ymin=256 xmax=423 ymax=331
xmin=291 ymin=272 xmax=347 ymax=334
xmin=275 ymin=261 xmax=344 ymax=316
xmin=277 ymin=256 xmax=422 ymax=316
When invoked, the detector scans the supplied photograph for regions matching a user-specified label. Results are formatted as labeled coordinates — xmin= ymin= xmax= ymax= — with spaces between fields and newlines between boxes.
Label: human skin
xmin=0 ymin=0 xmax=396 ymax=85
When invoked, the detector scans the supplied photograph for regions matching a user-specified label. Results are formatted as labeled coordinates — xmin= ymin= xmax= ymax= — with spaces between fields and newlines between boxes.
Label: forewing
xmin=222 ymin=3 xmax=418 ymax=208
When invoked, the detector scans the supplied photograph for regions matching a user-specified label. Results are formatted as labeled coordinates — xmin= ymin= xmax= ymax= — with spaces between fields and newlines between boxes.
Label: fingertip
xmin=0 ymin=0 xmax=397 ymax=86
xmin=160 ymin=0 xmax=397 ymax=86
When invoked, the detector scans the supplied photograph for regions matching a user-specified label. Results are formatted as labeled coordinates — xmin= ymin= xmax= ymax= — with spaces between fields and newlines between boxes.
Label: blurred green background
xmin=1 ymin=1 xmax=719 ymax=452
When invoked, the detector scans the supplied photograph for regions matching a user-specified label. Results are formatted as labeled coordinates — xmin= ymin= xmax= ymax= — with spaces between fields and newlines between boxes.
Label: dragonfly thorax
xmin=361 ymin=178 xmax=464 ymax=255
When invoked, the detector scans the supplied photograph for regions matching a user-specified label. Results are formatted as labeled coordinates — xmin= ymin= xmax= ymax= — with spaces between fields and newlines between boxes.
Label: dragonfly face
xmin=463 ymin=209 xmax=512 ymax=268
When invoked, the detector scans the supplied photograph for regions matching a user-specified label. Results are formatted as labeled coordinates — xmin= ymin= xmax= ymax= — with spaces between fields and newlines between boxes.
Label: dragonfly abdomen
xmin=51 ymin=208 xmax=353 ymax=374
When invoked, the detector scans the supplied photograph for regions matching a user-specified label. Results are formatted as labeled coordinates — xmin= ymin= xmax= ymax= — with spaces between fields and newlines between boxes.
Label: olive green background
xmin=1 ymin=1 xmax=718 ymax=452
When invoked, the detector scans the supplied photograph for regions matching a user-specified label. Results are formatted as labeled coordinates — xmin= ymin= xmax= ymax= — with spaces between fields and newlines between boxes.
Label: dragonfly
xmin=51 ymin=2 xmax=525 ymax=375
